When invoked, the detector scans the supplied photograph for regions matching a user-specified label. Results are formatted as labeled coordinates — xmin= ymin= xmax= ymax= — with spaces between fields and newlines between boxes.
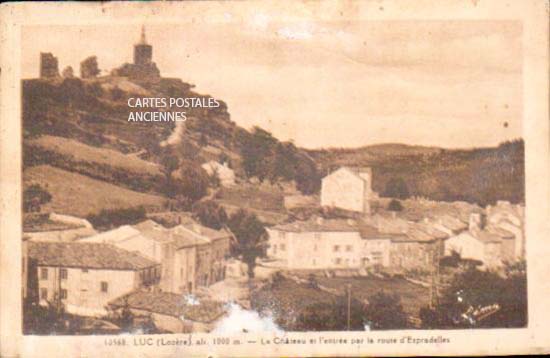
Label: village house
xmin=108 ymin=290 xmax=226 ymax=333
xmin=486 ymin=201 xmax=525 ymax=259
xmin=320 ymin=167 xmax=373 ymax=214
xmin=173 ymin=218 xmax=232 ymax=286
xmin=201 ymin=160 xmax=236 ymax=187
xmin=444 ymin=213 xmax=516 ymax=269
xmin=266 ymin=214 xmax=450 ymax=272
xmin=27 ymin=241 xmax=159 ymax=317
xmin=78 ymin=218 xmax=231 ymax=294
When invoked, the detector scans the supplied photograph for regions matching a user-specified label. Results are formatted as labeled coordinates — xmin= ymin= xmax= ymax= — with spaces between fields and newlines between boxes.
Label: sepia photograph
xmin=20 ymin=19 xmax=527 ymax=335
xmin=1 ymin=1 xmax=549 ymax=357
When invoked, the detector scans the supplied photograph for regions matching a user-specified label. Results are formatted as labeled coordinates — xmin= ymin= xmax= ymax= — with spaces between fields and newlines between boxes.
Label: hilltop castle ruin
xmin=111 ymin=26 xmax=161 ymax=83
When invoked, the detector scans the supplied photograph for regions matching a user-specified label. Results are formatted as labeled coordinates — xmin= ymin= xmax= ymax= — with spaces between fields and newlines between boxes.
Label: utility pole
xmin=347 ymin=283 xmax=352 ymax=330
xmin=429 ymin=242 xmax=440 ymax=308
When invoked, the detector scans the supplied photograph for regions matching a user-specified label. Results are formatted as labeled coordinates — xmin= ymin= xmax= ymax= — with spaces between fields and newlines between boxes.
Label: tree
xmin=387 ymin=199 xmax=403 ymax=212
xmin=364 ymin=292 xmax=408 ymax=330
xmin=171 ymin=162 xmax=210 ymax=202
xmin=295 ymin=295 xmax=367 ymax=331
xmin=23 ymin=184 xmax=52 ymax=212
xmin=383 ymin=177 xmax=410 ymax=199
xmin=160 ymin=153 xmax=180 ymax=198
xmin=227 ymin=209 xmax=268 ymax=278
xmin=87 ymin=206 xmax=146 ymax=230
xmin=420 ymin=264 xmax=527 ymax=329
xmin=192 ymin=200 xmax=228 ymax=230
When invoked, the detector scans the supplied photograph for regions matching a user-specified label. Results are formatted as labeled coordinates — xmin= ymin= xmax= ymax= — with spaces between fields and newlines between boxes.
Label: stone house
xmin=27 ymin=241 xmax=159 ymax=317
xmin=486 ymin=201 xmax=525 ymax=259
xmin=266 ymin=215 xmax=449 ymax=272
xmin=388 ymin=223 xmax=448 ymax=272
xmin=321 ymin=167 xmax=373 ymax=214
xmin=108 ymin=291 xmax=226 ymax=333
xmin=174 ymin=219 xmax=232 ymax=286
xmin=79 ymin=219 xmax=231 ymax=294
xmin=444 ymin=213 xmax=516 ymax=269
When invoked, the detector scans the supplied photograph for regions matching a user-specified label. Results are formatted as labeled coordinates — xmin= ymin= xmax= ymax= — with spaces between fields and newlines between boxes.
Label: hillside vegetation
xmin=309 ymin=140 xmax=524 ymax=206
xmin=23 ymin=75 xmax=524 ymax=216
xmin=24 ymin=165 xmax=165 ymax=217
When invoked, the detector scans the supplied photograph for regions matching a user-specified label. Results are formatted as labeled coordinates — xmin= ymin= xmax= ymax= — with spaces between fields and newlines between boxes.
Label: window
xmin=335 ymin=258 xmax=342 ymax=265
xmin=100 ymin=281 xmax=108 ymax=293
xmin=60 ymin=268 xmax=68 ymax=280
xmin=333 ymin=245 xmax=340 ymax=252
xmin=346 ymin=245 xmax=353 ymax=252
xmin=40 ymin=288 xmax=48 ymax=300
xmin=280 ymin=244 xmax=286 ymax=251
xmin=82 ymin=269 xmax=88 ymax=273
xmin=40 ymin=268 xmax=48 ymax=280
xmin=60 ymin=289 xmax=68 ymax=299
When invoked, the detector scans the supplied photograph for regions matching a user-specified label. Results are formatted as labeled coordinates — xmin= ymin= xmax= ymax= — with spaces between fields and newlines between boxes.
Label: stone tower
xmin=39 ymin=52 xmax=59 ymax=78
xmin=133 ymin=26 xmax=153 ymax=66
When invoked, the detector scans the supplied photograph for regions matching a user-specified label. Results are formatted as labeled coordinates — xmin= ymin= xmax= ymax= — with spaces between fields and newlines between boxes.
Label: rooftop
xmin=271 ymin=217 xmax=359 ymax=233
xmin=108 ymin=291 xmax=226 ymax=323
xmin=133 ymin=219 xmax=216 ymax=249
xmin=28 ymin=242 xmax=158 ymax=270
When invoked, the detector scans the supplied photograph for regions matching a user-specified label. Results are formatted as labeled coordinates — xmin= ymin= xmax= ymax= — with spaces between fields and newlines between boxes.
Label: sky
xmin=21 ymin=19 xmax=522 ymax=149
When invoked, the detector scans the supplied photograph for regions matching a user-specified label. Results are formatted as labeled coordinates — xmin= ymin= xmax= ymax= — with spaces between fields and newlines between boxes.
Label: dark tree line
xmin=236 ymin=127 xmax=321 ymax=194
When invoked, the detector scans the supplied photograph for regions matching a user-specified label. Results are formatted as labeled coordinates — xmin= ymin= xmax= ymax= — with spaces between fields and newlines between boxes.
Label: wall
xmin=36 ymin=266 xmax=139 ymax=317
xmin=390 ymin=241 xmax=437 ymax=271
xmin=359 ymin=239 xmax=391 ymax=267
xmin=173 ymin=246 xmax=196 ymax=293
xmin=321 ymin=169 xmax=365 ymax=213
xmin=267 ymin=229 xmax=369 ymax=270
xmin=210 ymin=237 xmax=230 ymax=283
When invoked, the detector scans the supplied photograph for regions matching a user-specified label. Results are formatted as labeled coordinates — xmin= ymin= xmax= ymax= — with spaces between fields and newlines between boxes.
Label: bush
xmin=23 ymin=184 xmax=52 ymax=213
xmin=387 ymin=199 xmax=403 ymax=212
xmin=87 ymin=206 xmax=146 ymax=230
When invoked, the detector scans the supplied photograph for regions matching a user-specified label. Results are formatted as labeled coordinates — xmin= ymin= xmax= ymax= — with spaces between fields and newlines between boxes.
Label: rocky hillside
xmin=22 ymin=75 xmax=320 ymax=217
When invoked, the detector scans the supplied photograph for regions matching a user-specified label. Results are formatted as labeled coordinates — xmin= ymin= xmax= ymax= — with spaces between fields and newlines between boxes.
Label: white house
xmin=266 ymin=217 xmax=393 ymax=270
xmin=28 ymin=241 xmax=159 ymax=317
xmin=201 ymin=160 xmax=236 ymax=187
xmin=320 ymin=167 xmax=372 ymax=214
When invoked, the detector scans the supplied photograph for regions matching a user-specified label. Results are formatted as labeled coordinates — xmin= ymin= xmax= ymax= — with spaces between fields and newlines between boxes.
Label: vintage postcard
xmin=1 ymin=0 xmax=549 ymax=357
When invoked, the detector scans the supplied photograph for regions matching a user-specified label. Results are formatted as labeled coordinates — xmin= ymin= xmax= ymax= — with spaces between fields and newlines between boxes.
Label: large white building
xmin=320 ymin=167 xmax=373 ymax=214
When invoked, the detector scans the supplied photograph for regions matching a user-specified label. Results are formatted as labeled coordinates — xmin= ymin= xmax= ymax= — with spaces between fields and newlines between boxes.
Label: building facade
xmin=27 ymin=242 xmax=159 ymax=317
xmin=320 ymin=167 xmax=372 ymax=214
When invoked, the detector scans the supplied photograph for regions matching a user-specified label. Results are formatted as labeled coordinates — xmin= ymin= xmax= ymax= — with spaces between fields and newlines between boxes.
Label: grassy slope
xmin=24 ymin=165 xmax=166 ymax=217
xmin=27 ymin=135 xmax=161 ymax=176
